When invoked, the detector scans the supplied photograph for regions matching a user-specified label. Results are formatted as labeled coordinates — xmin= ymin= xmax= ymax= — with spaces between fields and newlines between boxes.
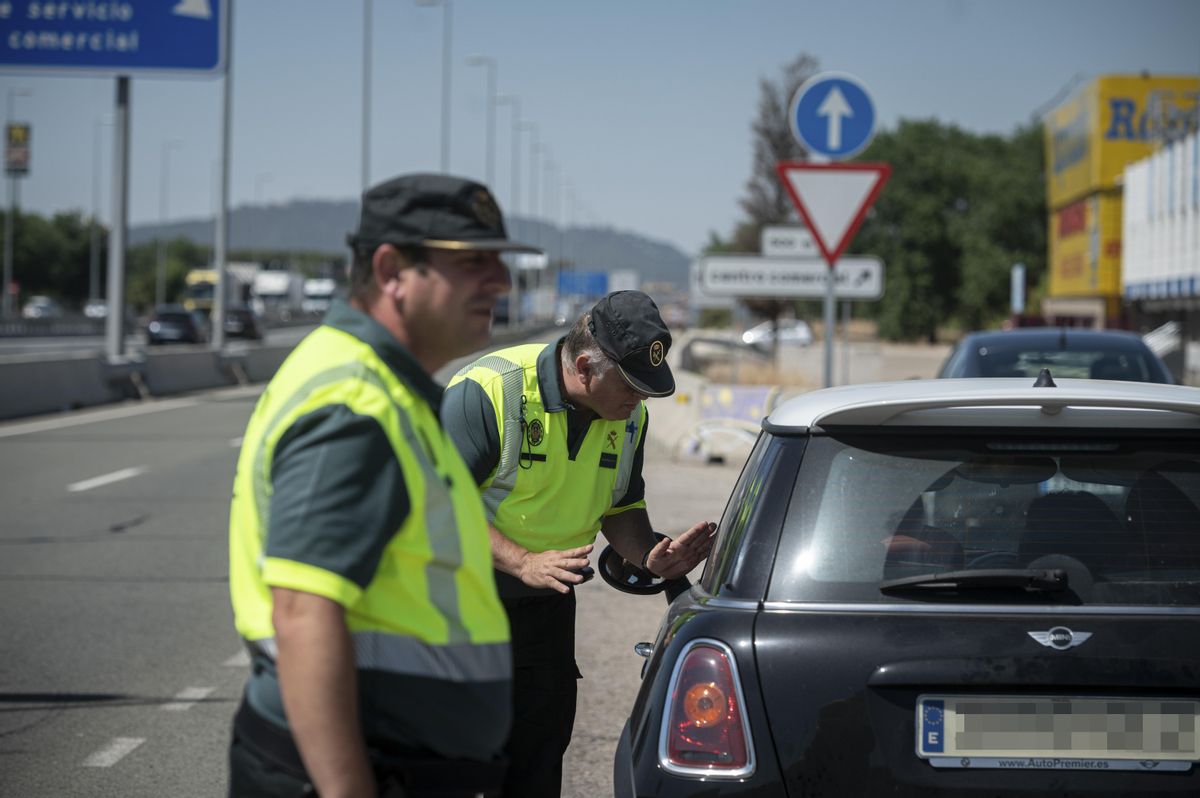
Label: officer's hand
xmin=645 ymin=521 xmax=716 ymax=580
xmin=517 ymin=545 xmax=595 ymax=594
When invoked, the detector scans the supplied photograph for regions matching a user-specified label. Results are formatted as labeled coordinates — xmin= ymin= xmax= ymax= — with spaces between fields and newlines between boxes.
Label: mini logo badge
xmin=649 ymin=339 xmax=665 ymax=367
xmin=1028 ymin=626 xmax=1092 ymax=650
xmin=527 ymin=419 xmax=544 ymax=446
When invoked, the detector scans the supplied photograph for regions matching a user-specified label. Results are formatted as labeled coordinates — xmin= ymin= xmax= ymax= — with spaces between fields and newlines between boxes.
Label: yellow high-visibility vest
xmin=450 ymin=343 xmax=647 ymax=553
xmin=230 ymin=323 xmax=509 ymax=682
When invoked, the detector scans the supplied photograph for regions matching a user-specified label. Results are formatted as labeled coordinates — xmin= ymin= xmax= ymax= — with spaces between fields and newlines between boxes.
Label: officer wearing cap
xmin=442 ymin=290 xmax=716 ymax=798
xmin=228 ymin=174 xmax=535 ymax=797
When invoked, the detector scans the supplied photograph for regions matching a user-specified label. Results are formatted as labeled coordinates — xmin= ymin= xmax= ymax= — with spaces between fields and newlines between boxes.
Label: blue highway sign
xmin=789 ymin=72 xmax=877 ymax=161
xmin=0 ymin=0 xmax=225 ymax=75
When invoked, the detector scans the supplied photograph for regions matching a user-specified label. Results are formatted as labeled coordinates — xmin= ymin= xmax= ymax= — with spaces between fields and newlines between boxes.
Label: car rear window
xmin=768 ymin=432 xmax=1200 ymax=607
xmin=157 ymin=313 xmax=193 ymax=323
xmin=977 ymin=348 xmax=1157 ymax=381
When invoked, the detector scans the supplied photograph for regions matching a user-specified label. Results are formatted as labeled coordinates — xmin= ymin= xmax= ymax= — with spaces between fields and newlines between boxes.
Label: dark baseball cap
xmin=347 ymin=173 xmax=540 ymax=253
xmin=588 ymin=291 xmax=675 ymax=398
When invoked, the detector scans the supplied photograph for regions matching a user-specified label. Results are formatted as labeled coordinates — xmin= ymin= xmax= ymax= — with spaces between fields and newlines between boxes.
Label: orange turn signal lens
xmin=682 ymin=682 xmax=726 ymax=728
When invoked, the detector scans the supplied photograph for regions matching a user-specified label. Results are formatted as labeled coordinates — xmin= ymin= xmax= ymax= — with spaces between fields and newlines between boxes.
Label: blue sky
xmin=1 ymin=0 xmax=1198 ymax=255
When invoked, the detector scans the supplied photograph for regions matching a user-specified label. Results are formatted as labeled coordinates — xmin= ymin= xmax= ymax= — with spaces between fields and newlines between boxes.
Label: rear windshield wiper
xmin=880 ymin=568 xmax=1068 ymax=594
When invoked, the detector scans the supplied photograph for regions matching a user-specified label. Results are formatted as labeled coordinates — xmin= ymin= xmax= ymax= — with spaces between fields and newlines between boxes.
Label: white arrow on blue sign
xmin=789 ymin=72 xmax=877 ymax=161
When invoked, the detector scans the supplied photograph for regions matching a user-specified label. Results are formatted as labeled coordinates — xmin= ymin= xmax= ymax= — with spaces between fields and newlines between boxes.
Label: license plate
xmin=916 ymin=695 xmax=1199 ymax=771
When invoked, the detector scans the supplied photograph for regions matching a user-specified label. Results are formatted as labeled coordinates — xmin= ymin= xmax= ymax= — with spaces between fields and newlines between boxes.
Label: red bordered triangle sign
xmin=775 ymin=161 xmax=891 ymax=267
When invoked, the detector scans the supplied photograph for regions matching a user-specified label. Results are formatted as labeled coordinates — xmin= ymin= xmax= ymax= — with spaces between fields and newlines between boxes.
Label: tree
xmin=852 ymin=120 xmax=1047 ymax=340
xmin=709 ymin=54 xmax=822 ymax=337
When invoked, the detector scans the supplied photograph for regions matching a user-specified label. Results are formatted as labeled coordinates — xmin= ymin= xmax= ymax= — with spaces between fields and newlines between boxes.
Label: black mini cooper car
xmin=615 ymin=376 xmax=1200 ymax=796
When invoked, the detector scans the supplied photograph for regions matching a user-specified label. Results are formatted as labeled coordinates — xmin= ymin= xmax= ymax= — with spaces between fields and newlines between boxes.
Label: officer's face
xmin=402 ymin=247 xmax=511 ymax=368
xmin=582 ymin=356 xmax=649 ymax=420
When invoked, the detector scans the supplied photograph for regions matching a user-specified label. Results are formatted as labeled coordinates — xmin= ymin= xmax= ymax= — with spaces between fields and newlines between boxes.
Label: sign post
xmin=781 ymin=71 xmax=889 ymax=387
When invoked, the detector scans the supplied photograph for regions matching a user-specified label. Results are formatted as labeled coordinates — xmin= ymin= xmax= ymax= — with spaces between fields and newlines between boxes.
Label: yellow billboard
xmin=1045 ymin=75 xmax=1199 ymax=209
xmin=1048 ymin=191 xmax=1123 ymax=297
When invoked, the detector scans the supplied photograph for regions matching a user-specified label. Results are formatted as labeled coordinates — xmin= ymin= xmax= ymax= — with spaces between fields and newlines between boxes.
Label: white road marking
xmin=82 ymin=737 xmax=145 ymax=767
xmin=223 ymin=650 xmax=250 ymax=667
xmin=162 ymin=686 xmax=215 ymax=711
xmin=0 ymin=398 xmax=200 ymax=440
xmin=66 ymin=466 xmax=146 ymax=493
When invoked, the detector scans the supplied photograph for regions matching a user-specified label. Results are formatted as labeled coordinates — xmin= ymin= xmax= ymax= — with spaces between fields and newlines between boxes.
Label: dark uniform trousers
xmin=500 ymin=589 xmax=581 ymax=798
xmin=228 ymin=699 xmax=504 ymax=798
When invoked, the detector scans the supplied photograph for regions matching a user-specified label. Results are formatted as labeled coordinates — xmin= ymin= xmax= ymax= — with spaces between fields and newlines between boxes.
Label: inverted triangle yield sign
xmin=776 ymin=161 xmax=891 ymax=266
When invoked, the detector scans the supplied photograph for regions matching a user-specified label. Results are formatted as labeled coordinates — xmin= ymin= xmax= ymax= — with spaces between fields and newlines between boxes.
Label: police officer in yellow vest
xmin=228 ymin=174 xmax=537 ymax=797
xmin=442 ymin=291 xmax=716 ymax=798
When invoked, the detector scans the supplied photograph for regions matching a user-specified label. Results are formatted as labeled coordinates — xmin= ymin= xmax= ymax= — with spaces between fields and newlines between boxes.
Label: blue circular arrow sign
xmin=790 ymin=72 xmax=877 ymax=160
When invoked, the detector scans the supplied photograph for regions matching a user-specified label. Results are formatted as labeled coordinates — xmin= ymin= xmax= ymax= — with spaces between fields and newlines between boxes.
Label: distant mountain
xmin=129 ymin=199 xmax=693 ymax=290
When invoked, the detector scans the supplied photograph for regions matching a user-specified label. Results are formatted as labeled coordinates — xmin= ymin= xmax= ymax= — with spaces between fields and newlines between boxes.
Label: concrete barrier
xmin=0 ymin=322 xmax=562 ymax=423
xmin=0 ymin=353 xmax=142 ymax=420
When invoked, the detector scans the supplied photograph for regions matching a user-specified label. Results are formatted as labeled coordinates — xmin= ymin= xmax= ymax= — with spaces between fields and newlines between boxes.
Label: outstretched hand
xmin=517 ymin=544 xmax=595 ymax=594
xmin=645 ymin=521 xmax=716 ymax=580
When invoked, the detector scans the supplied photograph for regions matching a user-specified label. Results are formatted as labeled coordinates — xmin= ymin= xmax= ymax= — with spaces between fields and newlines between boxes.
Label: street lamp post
xmin=465 ymin=54 xmax=497 ymax=186
xmin=496 ymin=94 xmax=520 ymax=215
xmin=465 ymin=56 xmax=497 ymax=183
xmin=156 ymin=139 xmax=182 ymax=308
xmin=416 ymin=0 xmax=453 ymax=172
xmin=3 ymin=87 xmax=32 ymax=319
xmin=362 ymin=0 xmax=373 ymax=191
xmin=90 ymin=115 xmax=113 ymax=304
xmin=521 ymin=121 xmax=539 ymax=223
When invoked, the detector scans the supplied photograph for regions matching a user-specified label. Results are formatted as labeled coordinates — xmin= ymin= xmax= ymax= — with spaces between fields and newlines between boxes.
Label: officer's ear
xmin=575 ymin=352 xmax=595 ymax=386
xmin=373 ymin=245 xmax=415 ymax=300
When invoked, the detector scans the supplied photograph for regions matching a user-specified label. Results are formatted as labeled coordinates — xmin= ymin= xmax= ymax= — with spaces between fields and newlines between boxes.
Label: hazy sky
xmin=2 ymin=0 xmax=1198 ymax=255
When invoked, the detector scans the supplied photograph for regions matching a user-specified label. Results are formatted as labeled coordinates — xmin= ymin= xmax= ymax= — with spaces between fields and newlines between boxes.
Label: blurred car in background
xmin=938 ymin=328 xmax=1174 ymax=383
xmin=223 ymin=307 xmax=264 ymax=341
xmin=145 ymin=305 xmax=209 ymax=345
xmin=741 ymin=318 xmax=814 ymax=348
xmin=21 ymin=295 xmax=64 ymax=319
xmin=615 ymin=376 xmax=1200 ymax=796
xmin=82 ymin=299 xmax=108 ymax=320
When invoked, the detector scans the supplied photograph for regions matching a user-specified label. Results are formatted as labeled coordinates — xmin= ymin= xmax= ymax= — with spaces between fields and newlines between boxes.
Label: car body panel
xmin=616 ymin=378 xmax=1200 ymax=796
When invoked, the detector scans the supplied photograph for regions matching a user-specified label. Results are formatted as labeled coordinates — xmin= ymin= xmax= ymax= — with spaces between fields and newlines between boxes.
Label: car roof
xmin=956 ymin=327 xmax=1147 ymax=349
xmin=765 ymin=377 xmax=1200 ymax=431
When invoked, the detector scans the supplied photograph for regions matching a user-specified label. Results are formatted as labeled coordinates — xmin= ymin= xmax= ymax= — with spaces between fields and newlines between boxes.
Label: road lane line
xmin=0 ymin=398 xmax=201 ymax=439
xmin=82 ymin=737 xmax=145 ymax=767
xmin=67 ymin=466 xmax=146 ymax=493
xmin=224 ymin=650 xmax=250 ymax=667
xmin=162 ymin=686 xmax=215 ymax=711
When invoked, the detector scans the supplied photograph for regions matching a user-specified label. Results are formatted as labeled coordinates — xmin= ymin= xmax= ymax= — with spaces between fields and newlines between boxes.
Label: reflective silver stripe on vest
xmin=469 ymin=355 xmax=525 ymax=520
xmin=254 ymin=354 xmax=469 ymax=646
xmin=353 ymin=631 xmax=510 ymax=682
xmin=246 ymin=634 xmax=510 ymax=682
xmin=611 ymin=407 xmax=641 ymax=505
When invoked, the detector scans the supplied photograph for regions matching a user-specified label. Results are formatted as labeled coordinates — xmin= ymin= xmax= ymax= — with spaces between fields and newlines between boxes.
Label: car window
xmin=768 ymin=432 xmax=1200 ymax=606
xmin=700 ymin=431 xmax=785 ymax=593
xmin=975 ymin=347 xmax=1156 ymax=381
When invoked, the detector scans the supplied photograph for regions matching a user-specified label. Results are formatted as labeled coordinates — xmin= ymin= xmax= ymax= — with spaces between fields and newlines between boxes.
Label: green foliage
xmin=3 ymin=210 xmax=96 ymax=307
xmin=852 ymin=119 xmax=1047 ymax=341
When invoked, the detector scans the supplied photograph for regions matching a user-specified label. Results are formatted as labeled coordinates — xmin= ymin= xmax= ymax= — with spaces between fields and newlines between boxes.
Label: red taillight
xmin=663 ymin=641 xmax=751 ymax=774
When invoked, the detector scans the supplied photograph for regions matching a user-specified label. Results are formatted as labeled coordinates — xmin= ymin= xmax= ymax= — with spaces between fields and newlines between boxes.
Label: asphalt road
xmin=0 ymin=337 xmax=742 ymax=797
